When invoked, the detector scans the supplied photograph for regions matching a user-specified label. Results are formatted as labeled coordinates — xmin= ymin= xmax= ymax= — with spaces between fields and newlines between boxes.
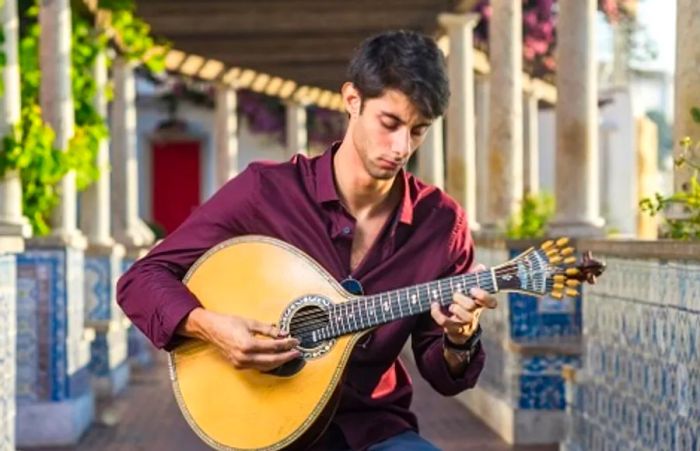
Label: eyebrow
xmin=380 ymin=111 xmax=431 ymax=129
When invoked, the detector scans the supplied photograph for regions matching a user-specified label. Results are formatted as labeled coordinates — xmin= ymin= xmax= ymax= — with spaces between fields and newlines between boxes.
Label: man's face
xmin=349 ymin=88 xmax=432 ymax=180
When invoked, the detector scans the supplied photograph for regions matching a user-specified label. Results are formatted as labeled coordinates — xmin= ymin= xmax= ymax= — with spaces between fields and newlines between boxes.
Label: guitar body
xmin=166 ymin=234 xmax=606 ymax=450
xmin=169 ymin=236 xmax=363 ymax=451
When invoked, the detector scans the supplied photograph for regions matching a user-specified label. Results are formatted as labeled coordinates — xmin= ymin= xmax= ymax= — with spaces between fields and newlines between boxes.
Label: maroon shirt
xmin=117 ymin=143 xmax=485 ymax=450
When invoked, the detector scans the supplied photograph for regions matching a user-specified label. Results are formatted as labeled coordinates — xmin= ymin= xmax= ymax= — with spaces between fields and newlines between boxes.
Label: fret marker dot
xmin=411 ymin=294 xmax=417 ymax=304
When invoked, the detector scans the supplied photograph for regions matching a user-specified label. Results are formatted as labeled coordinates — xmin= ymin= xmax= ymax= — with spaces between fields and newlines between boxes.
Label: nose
xmin=391 ymin=128 xmax=411 ymax=160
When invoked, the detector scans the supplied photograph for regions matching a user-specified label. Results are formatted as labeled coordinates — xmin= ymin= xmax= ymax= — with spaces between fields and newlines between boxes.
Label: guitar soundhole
xmin=289 ymin=305 xmax=329 ymax=349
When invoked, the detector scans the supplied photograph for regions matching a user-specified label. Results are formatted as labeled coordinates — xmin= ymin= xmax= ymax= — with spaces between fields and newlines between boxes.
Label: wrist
xmin=178 ymin=307 xmax=212 ymax=341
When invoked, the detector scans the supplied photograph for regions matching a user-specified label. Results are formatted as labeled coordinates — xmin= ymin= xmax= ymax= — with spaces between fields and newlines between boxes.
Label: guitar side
xmin=169 ymin=236 xmax=363 ymax=450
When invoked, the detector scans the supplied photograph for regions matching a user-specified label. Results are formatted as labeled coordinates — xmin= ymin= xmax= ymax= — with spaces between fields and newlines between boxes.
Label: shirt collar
xmin=314 ymin=142 xmax=415 ymax=227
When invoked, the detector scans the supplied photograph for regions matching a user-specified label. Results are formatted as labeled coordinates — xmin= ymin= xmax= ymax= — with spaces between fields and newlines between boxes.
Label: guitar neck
xmin=318 ymin=269 xmax=499 ymax=340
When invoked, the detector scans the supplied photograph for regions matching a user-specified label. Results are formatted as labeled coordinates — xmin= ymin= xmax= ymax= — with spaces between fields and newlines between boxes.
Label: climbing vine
xmin=0 ymin=0 xmax=166 ymax=235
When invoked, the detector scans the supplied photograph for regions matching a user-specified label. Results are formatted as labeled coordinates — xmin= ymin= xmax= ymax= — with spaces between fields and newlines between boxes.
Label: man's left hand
xmin=430 ymin=264 xmax=498 ymax=345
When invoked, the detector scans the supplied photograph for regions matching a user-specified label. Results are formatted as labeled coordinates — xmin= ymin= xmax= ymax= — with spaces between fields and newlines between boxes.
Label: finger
xmin=430 ymin=302 xmax=450 ymax=326
xmin=472 ymin=263 xmax=487 ymax=272
xmin=248 ymin=319 xmax=287 ymax=338
xmin=246 ymin=336 xmax=300 ymax=353
xmin=452 ymin=292 xmax=477 ymax=311
xmin=248 ymin=349 xmax=301 ymax=371
xmin=441 ymin=315 xmax=467 ymax=335
xmin=449 ymin=303 xmax=474 ymax=324
xmin=469 ymin=288 xmax=498 ymax=309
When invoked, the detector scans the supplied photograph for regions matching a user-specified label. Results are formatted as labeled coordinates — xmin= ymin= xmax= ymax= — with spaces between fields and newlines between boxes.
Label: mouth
xmin=377 ymin=158 xmax=401 ymax=171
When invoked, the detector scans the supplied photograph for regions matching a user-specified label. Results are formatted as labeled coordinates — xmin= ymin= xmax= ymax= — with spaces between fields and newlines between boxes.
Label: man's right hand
xmin=178 ymin=307 xmax=301 ymax=372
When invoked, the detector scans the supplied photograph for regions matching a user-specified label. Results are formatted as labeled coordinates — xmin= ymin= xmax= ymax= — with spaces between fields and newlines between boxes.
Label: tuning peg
xmin=553 ymin=283 xmax=565 ymax=291
xmin=550 ymin=291 xmax=563 ymax=300
xmin=561 ymin=247 xmax=575 ymax=256
xmin=564 ymin=256 xmax=577 ymax=265
xmin=565 ymin=288 xmax=579 ymax=297
xmin=553 ymin=274 xmax=566 ymax=283
xmin=565 ymin=268 xmax=580 ymax=276
xmin=541 ymin=240 xmax=554 ymax=250
xmin=556 ymin=237 xmax=570 ymax=247
xmin=546 ymin=249 xmax=559 ymax=258
xmin=549 ymin=256 xmax=563 ymax=265
xmin=566 ymin=279 xmax=581 ymax=287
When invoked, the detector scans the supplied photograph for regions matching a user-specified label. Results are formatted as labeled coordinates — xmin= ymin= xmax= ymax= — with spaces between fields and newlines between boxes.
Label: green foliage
xmin=640 ymin=109 xmax=700 ymax=240
xmin=505 ymin=192 xmax=555 ymax=239
xmin=0 ymin=0 xmax=165 ymax=235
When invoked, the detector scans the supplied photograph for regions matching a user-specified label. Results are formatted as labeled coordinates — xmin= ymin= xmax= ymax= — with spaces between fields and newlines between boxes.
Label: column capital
xmin=438 ymin=12 xmax=481 ymax=30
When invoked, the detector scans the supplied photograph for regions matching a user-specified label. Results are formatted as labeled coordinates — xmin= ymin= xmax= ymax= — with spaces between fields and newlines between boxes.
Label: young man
xmin=118 ymin=30 xmax=497 ymax=450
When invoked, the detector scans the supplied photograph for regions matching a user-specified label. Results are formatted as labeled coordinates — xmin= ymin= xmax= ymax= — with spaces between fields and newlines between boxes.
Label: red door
xmin=151 ymin=140 xmax=201 ymax=235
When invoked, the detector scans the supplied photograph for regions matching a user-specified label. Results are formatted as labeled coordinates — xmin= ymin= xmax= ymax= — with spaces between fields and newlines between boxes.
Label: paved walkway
xmin=30 ymin=350 xmax=556 ymax=451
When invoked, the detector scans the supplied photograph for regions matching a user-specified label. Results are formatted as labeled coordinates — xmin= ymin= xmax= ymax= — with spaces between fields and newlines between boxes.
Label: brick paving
xmin=30 ymin=350 xmax=556 ymax=451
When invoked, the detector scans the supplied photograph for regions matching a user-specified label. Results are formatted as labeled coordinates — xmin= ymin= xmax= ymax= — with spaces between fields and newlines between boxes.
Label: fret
xmin=430 ymin=282 xmax=439 ymax=305
xmin=384 ymin=293 xmax=393 ymax=320
xmin=396 ymin=291 xmax=403 ymax=318
xmin=363 ymin=297 xmax=370 ymax=328
xmin=490 ymin=268 xmax=499 ymax=293
xmin=379 ymin=293 xmax=387 ymax=323
xmin=341 ymin=302 xmax=349 ymax=334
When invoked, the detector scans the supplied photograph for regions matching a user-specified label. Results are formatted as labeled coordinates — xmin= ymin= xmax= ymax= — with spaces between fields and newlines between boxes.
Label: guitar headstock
xmin=493 ymin=237 xmax=606 ymax=299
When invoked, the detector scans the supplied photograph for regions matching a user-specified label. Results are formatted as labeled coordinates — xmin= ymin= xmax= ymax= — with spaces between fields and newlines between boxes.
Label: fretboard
xmin=315 ymin=269 xmax=498 ymax=341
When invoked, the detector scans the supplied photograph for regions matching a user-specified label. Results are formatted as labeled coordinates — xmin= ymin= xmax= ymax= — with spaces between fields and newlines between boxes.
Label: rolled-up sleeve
xmin=410 ymin=208 xmax=485 ymax=396
xmin=117 ymin=165 xmax=260 ymax=351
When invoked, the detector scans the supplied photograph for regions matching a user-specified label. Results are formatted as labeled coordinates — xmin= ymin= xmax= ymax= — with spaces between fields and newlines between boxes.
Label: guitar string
xmin=289 ymin=263 xmax=561 ymax=338
xmin=288 ymin=260 xmax=550 ymax=327
xmin=288 ymin=262 xmax=551 ymax=335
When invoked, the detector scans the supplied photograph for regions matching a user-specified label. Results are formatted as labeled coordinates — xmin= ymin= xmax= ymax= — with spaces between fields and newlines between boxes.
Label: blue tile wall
xmin=84 ymin=256 xmax=112 ymax=322
xmin=16 ymin=248 xmax=91 ymax=403
xmin=0 ymin=253 xmax=17 ymax=451
xmin=563 ymin=257 xmax=700 ymax=451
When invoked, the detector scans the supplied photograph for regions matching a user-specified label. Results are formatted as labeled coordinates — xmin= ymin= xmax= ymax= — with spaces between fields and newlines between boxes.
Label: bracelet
xmin=444 ymin=324 xmax=482 ymax=353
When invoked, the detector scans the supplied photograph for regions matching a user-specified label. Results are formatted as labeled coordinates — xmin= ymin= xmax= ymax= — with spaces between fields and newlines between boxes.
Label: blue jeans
xmin=367 ymin=431 xmax=441 ymax=451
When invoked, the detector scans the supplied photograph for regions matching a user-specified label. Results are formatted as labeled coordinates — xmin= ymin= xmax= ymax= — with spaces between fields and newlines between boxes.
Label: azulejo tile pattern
xmin=85 ymin=252 xmax=129 ymax=379
xmin=16 ymin=248 xmax=92 ymax=403
xmin=0 ymin=254 xmax=17 ymax=451
xmin=563 ymin=257 xmax=700 ymax=451
xmin=476 ymin=246 xmax=581 ymax=410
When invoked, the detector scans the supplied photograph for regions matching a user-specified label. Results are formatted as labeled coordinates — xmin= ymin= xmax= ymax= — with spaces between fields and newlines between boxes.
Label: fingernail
xmin=469 ymin=288 xmax=477 ymax=296
xmin=278 ymin=330 xmax=289 ymax=337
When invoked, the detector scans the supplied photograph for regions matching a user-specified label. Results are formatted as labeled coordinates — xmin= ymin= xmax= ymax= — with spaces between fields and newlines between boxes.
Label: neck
xmin=334 ymin=139 xmax=398 ymax=218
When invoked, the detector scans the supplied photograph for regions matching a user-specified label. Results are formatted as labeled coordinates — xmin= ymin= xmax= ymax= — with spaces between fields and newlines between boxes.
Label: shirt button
xmin=342 ymin=226 xmax=351 ymax=235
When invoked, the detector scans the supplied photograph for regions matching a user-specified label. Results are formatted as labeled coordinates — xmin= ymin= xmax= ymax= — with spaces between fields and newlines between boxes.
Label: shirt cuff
xmin=156 ymin=294 xmax=201 ymax=351
xmin=423 ymin=337 xmax=485 ymax=396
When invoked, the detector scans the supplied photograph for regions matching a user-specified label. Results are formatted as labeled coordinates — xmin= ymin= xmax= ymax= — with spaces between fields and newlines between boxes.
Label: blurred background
xmin=0 ymin=0 xmax=698 ymax=450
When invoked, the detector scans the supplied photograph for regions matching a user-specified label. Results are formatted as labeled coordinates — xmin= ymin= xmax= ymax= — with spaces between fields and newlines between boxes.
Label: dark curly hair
xmin=347 ymin=30 xmax=450 ymax=119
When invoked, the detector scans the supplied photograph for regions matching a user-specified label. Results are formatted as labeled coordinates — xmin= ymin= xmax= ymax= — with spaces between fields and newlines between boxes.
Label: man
xmin=118 ymin=30 xmax=497 ymax=450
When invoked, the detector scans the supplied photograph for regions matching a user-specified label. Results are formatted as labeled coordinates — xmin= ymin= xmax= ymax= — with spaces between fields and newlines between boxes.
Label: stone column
xmin=40 ymin=0 xmax=83 ymax=244
xmin=417 ymin=116 xmax=445 ymax=189
xmin=673 ymin=0 xmax=700 ymax=192
xmin=475 ymin=76 xmax=490 ymax=229
xmin=111 ymin=57 xmax=155 ymax=252
xmin=438 ymin=13 xmax=480 ymax=230
xmin=80 ymin=50 xmax=113 ymax=248
xmin=484 ymin=0 xmax=523 ymax=232
xmin=16 ymin=1 xmax=95 ymax=447
xmin=0 ymin=2 xmax=24 ymax=449
xmin=80 ymin=50 xmax=129 ymax=403
xmin=214 ymin=83 xmax=239 ymax=188
xmin=549 ymin=0 xmax=604 ymax=236
xmin=285 ymin=100 xmax=308 ymax=158
xmin=0 ymin=0 xmax=29 ymax=240
xmin=523 ymin=89 xmax=540 ymax=195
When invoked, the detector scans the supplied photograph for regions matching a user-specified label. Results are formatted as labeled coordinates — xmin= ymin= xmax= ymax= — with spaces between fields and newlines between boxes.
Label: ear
xmin=341 ymin=82 xmax=362 ymax=117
